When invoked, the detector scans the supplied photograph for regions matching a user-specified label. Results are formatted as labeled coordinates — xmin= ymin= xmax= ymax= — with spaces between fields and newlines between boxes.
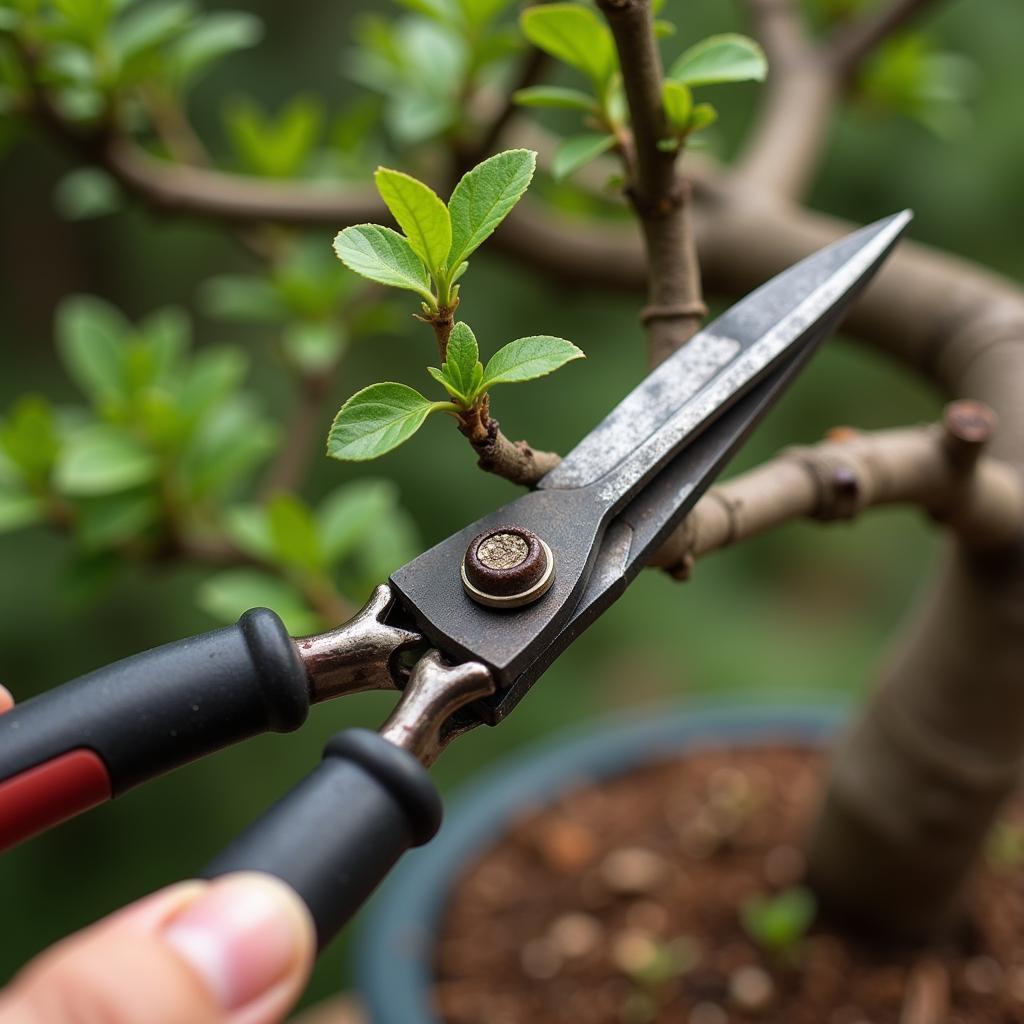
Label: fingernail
xmin=163 ymin=874 xmax=309 ymax=1011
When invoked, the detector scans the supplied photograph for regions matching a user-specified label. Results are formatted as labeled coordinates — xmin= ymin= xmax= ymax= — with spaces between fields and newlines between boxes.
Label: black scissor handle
xmin=0 ymin=609 xmax=310 ymax=852
xmin=201 ymin=728 xmax=442 ymax=948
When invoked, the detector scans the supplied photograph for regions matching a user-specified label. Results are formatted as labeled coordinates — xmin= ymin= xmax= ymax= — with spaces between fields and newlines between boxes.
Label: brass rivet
xmin=461 ymin=526 xmax=555 ymax=609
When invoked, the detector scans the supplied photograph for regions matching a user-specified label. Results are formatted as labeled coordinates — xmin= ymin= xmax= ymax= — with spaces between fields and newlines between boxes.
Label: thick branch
xmin=651 ymin=404 xmax=1024 ymax=577
xmin=733 ymin=0 xmax=944 ymax=201
xmin=596 ymin=0 xmax=705 ymax=367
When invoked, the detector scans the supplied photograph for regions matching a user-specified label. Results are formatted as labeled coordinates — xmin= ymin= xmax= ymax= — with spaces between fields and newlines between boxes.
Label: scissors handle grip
xmin=0 ymin=609 xmax=310 ymax=852
xmin=201 ymin=728 xmax=442 ymax=949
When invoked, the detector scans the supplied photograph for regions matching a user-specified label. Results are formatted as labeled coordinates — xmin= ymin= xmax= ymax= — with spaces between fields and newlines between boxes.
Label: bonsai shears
xmin=0 ymin=212 xmax=911 ymax=950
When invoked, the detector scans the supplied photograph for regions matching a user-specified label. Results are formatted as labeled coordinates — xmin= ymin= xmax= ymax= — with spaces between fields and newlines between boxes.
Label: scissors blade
xmin=478 ymin=332 xmax=824 ymax=722
xmin=389 ymin=211 xmax=911 ymax=688
xmin=541 ymin=210 xmax=912 ymax=504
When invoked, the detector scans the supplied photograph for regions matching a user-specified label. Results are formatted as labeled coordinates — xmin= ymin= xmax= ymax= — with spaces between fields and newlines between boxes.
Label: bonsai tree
xmin=1 ymin=0 xmax=1023 ymax=999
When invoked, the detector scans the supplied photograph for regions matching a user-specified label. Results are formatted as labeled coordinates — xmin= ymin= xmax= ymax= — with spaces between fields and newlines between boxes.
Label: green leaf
xmin=551 ymin=132 xmax=616 ymax=180
xmin=74 ymin=491 xmax=157 ymax=549
xmin=170 ymin=11 xmax=262 ymax=86
xmin=316 ymin=480 xmax=400 ymax=563
xmin=54 ymin=167 xmax=121 ymax=220
xmin=223 ymin=94 xmax=323 ymax=178
xmin=481 ymin=335 xmax=584 ymax=389
xmin=282 ymin=321 xmax=345 ymax=374
xmin=427 ymin=365 xmax=465 ymax=403
xmin=513 ymin=85 xmax=597 ymax=113
xmin=456 ymin=0 xmax=512 ymax=29
xmin=689 ymin=102 xmax=718 ymax=132
xmin=267 ymin=493 xmax=323 ymax=574
xmin=0 ymin=396 xmax=61 ymax=480
xmin=741 ymin=887 xmax=816 ymax=954
xmin=668 ymin=33 xmax=767 ymax=87
xmin=180 ymin=398 xmax=277 ymax=495
xmin=56 ymin=295 xmax=129 ymax=408
xmin=344 ymin=504 xmax=419 ymax=596
xmin=201 ymin=275 xmax=288 ymax=323
xmin=447 ymin=149 xmax=536 ymax=268
xmin=198 ymin=569 xmax=321 ymax=635
xmin=662 ymin=80 xmax=693 ymax=128
xmin=55 ymin=425 xmax=157 ymax=496
xmin=223 ymin=504 xmax=275 ymax=562
xmin=333 ymin=225 xmax=434 ymax=302
xmin=374 ymin=167 xmax=452 ymax=275
xmin=519 ymin=4 xmax=616 ymax=89
xmin=112 ymin=0 xmax=195 ymax=66
xmin=392 ymin=0 xmax=456 ymax=24
xmin=326 ymin=383 xmax=450 ymax=461
xmin=0 ymin=488 xmax=43 ymax=534
xmin=444 ymin=321 xmax=480 ymax=397
xmin=179 ymin=347 xmax=248 ymax=417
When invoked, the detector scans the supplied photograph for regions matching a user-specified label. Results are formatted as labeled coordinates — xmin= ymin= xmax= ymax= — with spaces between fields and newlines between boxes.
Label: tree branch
xmin=651 ymin=402 xmax=1024 ymax=578
xmin=596 ymin=0 xmax=706 ymax=367
xmin=454 ymin=46 xmax=549 ymax=179
xmin=731 ymin=0 xmax=836 ymax=201
xmin=828 ymin=0 xmax=942 ymax=80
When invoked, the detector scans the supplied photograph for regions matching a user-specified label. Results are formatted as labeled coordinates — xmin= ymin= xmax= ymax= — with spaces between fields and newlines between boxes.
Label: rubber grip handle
xmin=0 ymin=609 xmax=310 ymax=849
xmin=201 ymin=729 xmax=442 ymax=949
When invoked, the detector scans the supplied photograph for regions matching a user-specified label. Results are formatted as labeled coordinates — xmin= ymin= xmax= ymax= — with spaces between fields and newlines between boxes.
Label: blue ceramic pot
xmin=357 ymin=702 xmax=843 ymax=1024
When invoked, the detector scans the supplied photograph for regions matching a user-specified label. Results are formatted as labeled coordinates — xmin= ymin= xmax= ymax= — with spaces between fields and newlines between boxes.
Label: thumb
xmin=0 ymin=873 xmax=315 ymax=1024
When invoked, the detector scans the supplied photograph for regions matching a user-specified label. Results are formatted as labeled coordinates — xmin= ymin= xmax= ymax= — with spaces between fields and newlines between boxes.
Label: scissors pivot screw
xmin=461 ymin=526 xmax=555 ymax=609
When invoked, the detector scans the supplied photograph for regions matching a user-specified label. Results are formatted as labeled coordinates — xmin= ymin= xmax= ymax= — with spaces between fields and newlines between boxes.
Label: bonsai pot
xmin=357 ymin=701 xmax=1024 ymax=1023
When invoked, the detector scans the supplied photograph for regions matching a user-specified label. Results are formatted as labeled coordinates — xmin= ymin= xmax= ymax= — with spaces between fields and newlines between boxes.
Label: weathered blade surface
xmin=541 ymin=210 xmax=912 ymax=504
xmin=479 ymin=331 xmax=824 ymax=722
xmin=390 ymin=212 xmax=911 ymax=690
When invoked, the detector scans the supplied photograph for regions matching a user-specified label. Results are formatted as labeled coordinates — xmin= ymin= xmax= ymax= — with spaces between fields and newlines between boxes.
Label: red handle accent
xmin=0 ymin=749 xmax=111 ymax=852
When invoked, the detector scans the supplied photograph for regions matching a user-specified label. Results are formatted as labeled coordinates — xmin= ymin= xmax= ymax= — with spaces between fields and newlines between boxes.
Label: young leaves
xmin=333 ymin=149 xmax=536 ymax=310
xmin=668 ymin=34 xmax=767 ymax=87
xmin=327 ymin=322 xmax=581 ymax=462
xmin=332 ymin=225 xmax=434 ymax=302
xmin=326 ymin=383 xmax=455 ymax=461
xmin=373 ymin=168 xmax=451 ymax=276
xmin=433 ymin=321 xmax=482 ymax=402
xmin=480 ymin=336 xmax=584 ymax=389
xmin=447 ymin=149 xmax=536 ymax=268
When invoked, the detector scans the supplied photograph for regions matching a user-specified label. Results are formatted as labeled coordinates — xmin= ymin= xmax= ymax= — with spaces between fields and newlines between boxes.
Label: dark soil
xmin=434 ymin=747 xmax=1024 ymax=1024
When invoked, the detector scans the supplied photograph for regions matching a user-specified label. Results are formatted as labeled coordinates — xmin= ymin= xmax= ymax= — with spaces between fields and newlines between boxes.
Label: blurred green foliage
xmin=0 ymin=0 xmax=1023 ymax=1011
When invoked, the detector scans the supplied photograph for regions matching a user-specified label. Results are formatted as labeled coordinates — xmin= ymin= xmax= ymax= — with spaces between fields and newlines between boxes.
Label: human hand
xmin=0 ymin=688 xmax=316 ymax=1024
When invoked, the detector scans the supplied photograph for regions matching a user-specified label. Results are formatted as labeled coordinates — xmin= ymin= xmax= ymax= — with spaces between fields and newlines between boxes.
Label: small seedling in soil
xmin=740 ymin=885 xmax=817 ymax=966
xmin=613 ymin=933 xmax=701 ymax=1023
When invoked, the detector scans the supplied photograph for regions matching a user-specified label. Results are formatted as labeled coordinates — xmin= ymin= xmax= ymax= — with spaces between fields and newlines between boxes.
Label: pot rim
xmin=357 ymin=699 xmax=845 ymax=1024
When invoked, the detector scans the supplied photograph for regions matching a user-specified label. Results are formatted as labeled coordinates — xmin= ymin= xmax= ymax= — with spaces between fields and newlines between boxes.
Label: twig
xmin=596 ymin=0 xmax=705 ymax=368
xmin=455 ymin=46 xmax=549 ymax=179
xmin=455 ymin=394 xmax=561 ymax=487
xmin=650 ymin=403 xmax=1024 ymax=577
xmin=259 ymin=370 xmax=335 ymax=497
xmin=829 ymin=0 xmax=942 ymax=80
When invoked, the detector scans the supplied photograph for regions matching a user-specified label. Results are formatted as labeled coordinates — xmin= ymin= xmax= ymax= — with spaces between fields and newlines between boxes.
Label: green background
xmin=1 ymin=0 xmax=1023 ymax=1009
